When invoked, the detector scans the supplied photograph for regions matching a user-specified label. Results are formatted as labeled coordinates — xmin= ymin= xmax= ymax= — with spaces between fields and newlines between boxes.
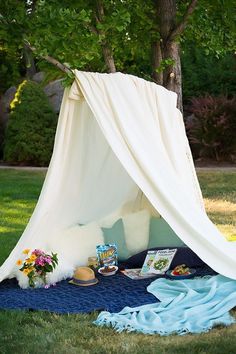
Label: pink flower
xmin=32 ymin=249 xmax=44 ymax=256
xmin=20 ymin=248 xmax=58 ymax=288
xmin=35 ymin=256 xmax=45 ymax=266
xmin=44 ymin=256 xmax=52 ymax=264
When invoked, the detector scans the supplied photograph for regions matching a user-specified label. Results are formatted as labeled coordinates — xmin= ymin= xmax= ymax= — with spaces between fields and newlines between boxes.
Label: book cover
xmin=149 ymin=248 xmax=177 ymax=274
xmin=140 ymin=250 xmax=157 ymax=275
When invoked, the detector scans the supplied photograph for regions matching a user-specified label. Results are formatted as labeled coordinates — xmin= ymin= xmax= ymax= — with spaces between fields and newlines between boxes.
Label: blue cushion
xmin=102 ymin=219 xmax=130 ymax=261
xmin=120 ymin=247 xmax=210 ymax=270
xmin=148 ymin=217 xmax=186 ymax=248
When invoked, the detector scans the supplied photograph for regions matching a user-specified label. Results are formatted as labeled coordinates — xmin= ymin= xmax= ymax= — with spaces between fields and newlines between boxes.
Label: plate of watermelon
xmin=166 ymin=264 xmax=196 ymax=279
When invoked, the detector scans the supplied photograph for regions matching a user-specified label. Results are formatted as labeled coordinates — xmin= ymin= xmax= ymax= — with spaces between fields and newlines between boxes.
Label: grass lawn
xmin=0 ymin=169 xmax=236 ymax=354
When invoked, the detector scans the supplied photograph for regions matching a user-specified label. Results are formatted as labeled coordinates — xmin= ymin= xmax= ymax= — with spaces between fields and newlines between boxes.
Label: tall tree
xmin=152 ymin=0 xmax=198 ymax=110
xmin=1 ymin=0 xmax=235 ymax=109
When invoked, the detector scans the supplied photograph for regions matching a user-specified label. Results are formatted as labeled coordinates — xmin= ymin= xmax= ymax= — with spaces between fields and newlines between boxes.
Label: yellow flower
xmin=29 ymin=254 xmax=37 ymax=262
xmin=23 ymin=249 xmax=30 ymax=255
xmin=23 ymin=268 xmax=30 ymax=275
xmin=28 ymin=267 xmax=34 ymax=274
xmin=16 ymin=259 xmax=22 ymax=266
xmin=25 ymin=258 xmax=32 ymax=264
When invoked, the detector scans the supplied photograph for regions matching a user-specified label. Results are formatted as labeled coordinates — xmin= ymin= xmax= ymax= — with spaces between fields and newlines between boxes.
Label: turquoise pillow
xmin=102 ymin=219 xmax=130 ymax=261
xmin=148 ymin=217 xmax=186 ymax=248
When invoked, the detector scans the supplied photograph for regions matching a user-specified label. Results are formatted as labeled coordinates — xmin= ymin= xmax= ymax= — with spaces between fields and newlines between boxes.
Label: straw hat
xmin=69 ymin=266 xmax=98 ymax=286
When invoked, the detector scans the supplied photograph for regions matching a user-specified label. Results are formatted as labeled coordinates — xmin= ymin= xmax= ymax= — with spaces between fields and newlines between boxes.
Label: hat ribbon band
xmin=72 ymin=278 xmax=96 ymax=285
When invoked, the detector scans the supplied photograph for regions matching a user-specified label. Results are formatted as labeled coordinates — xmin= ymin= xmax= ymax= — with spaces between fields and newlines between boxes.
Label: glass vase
xmin=33 ymin=275 xmax=47 ymax=288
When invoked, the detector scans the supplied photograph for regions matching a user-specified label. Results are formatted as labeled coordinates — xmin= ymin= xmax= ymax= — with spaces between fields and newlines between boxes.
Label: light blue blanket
xmin=94 ymin=275 xmax=236 ymax=335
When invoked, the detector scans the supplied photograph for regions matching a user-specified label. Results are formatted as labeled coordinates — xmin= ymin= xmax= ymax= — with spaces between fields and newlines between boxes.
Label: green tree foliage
xmin=0 ymin=1 xmax=29 ymax=93
xmin=29 ymin=1 xmax=235 ymax=81
xmin=182 ymin=0 xmax=236 ymax=56
xmin=0 ymin=49 xmax=22 ymax=94
xmin=1 ymin=0 xmax=235 ymax=90
xmin=4 ymin=80 xmax=57 ymax=166
xmin=182 ymin=44 xmax=236 ymax=101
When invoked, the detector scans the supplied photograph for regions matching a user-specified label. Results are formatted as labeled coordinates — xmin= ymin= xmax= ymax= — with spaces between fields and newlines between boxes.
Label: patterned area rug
xmin=0 ymin=273 xmax=157 ymax=313
xmin=0 ymin=267 xmax=216 ymax=314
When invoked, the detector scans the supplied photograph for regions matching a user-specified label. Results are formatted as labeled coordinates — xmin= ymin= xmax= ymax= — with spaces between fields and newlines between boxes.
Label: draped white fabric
xmin=1 ymin=71 xmax=236 ymax=285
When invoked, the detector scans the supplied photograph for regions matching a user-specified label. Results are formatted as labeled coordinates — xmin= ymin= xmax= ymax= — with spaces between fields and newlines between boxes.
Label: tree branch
xmin=152 ymin=41 xmax=163 ymax=85
xmin=88 ymin=24 xmax=99 ymax=35
xmin=168 ymin=0 xmax=198 ymax=41
xmin=24 ymin=41 xmax=73 ymax=75
xmin=96 ymin=0 xmax=105 ymax=20
xmin=95 ymin=0 xmax=116 ymax=73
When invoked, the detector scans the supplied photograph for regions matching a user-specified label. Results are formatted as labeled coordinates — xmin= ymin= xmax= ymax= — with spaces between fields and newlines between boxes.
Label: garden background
xmin=0 ymin=0 xmax=235 ymax=167
xmin=0 ymin=1 xmax=236 ymax=353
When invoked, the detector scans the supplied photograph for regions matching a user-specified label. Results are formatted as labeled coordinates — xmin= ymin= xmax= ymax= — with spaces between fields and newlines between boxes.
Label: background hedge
xmin=3 ymin=80 xmax=57 ymax=166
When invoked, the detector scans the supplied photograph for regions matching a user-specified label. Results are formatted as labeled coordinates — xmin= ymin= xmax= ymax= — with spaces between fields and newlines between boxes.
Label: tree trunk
xmin=23 ymin=43 xmax=37 ymax=79
xmin=102 ymin=44 xmax=116 ymax=73
xmin=162 ymin=41 xmax=182 ymax=111
xmin=152 ymin=41 xmax=163 ymax=85
xmin=96 ymin=0 xmax=116 ymax=73
xmin=153 ymin=0 xmax=183 ymax=111
xmin=23 ymin=0 xmax=37 ymax=79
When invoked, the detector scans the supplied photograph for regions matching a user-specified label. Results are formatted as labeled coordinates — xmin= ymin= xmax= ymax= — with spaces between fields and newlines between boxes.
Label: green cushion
xmin=148 ymin=217 xmax=186 ymax=248
xmin=102 ymin=219 xmax=130 ymax=261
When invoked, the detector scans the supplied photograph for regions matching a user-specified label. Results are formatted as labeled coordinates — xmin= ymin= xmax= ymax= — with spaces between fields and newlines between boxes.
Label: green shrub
xmin=185 ymin=96 xmax=236 ymax=162
xmin=3 ymin=80 xmax=57 ymax=166
xmin=181 ymin=44 xmax=236 ymax=102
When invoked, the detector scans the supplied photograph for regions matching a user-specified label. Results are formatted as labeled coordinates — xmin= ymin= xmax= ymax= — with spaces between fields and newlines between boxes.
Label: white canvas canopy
xmin=1 ymin=70 xmax=236 ymax=287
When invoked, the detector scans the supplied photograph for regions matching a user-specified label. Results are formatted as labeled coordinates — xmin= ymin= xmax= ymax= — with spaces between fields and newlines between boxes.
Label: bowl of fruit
xmin=98 ymin=265 xmax=118 ymax=276
xmin=166 ymin=264 xmax=196 ymax=279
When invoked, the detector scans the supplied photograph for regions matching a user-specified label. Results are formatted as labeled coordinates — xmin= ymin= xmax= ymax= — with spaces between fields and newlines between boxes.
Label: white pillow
xmin=98 ymin=209 xmax=122 ymax=228
xmin=49 ymin=222 xmax=104 ymax=268
xmin=123 ymin=209 xmax=150 ymax=256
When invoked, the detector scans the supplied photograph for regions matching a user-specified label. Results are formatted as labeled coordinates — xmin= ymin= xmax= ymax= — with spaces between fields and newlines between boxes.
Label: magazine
xmin=149 ymin=248 xmax=177 ymax=274
xmin=121 ymin=268 xmax=157 ymax=280
xmin=140 ymin=250 xmax=158 ymax=275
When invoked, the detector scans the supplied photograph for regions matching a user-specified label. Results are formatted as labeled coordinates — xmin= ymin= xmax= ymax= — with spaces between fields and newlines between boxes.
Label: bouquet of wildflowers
xmin=16 ymin=249 xmax=58 ymax=288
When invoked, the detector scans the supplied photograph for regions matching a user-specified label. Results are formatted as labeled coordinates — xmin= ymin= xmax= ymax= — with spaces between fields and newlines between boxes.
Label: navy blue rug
xmin=0 ymin=267 xmax=216 ymax=314
xmin=0 ymin=272 xmax=158 ymax=314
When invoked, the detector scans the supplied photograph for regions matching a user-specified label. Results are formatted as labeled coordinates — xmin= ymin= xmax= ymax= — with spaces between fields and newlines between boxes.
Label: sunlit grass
xmin=198 ymin=171 xmax=236 ymax=241
xmin=204 ymin=198 xmax=236 ymax=238
xmin=0 ymin=169 xmax=236 ymax=354
xmin=0 ymin=169 xmax=45 ymax=265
